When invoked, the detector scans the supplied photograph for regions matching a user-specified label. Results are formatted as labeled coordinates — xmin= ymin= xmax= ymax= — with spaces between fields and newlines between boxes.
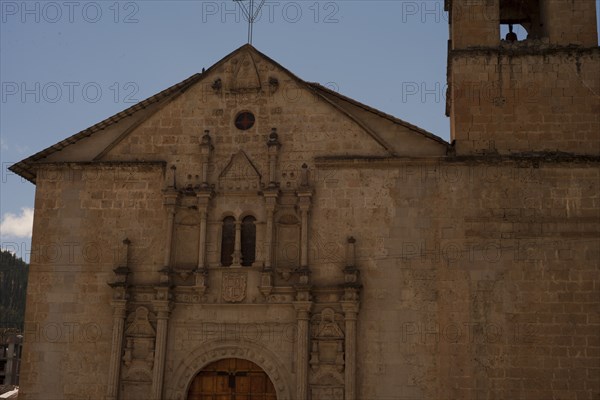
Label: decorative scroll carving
xmin=222 ymin=272 xmax=247 ymax=303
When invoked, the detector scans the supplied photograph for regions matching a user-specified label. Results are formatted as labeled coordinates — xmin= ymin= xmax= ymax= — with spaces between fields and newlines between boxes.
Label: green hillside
xmin=0 ymin=250 xmax=29 ymax=330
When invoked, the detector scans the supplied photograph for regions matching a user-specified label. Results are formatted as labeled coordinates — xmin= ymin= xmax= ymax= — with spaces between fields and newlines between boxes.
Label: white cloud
xmin=0 ymin=138 xmax=8 ymax=151
xmin=0 ymin=207 xmax=34 ymax=238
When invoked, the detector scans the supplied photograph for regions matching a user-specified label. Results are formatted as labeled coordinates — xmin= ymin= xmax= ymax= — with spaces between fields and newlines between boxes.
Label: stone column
xmin=297 ymin=196 xmax=312 ymax=268
xmin=341 ymin=301 xmax=359 ymax=400
xmin=299 ymin=208 xmax=309 ymax=267
xmin=233 ymin=220 xmax=242 ymax=266
xmin=263 ymin=192 xmax=278 ymax=269
xmin=297 ymin=164 xmax=312 ymax=268
xmin=293 ymin=301 xmax=312 ymax=400
xmin=151 ymin=291 xmax=172 ymax=400
xmin=265 ymin=208 xmax=274 ymax=268
xmin=346 ymin=236 xmax=356 ymax=267
xmin=198 ymin=208 xmax=208 ymax=268
xmin=106 ymin=297 xmax=127 ymax=400
xmin=263 ymin=128 xmax=281 ymax=271
xmin=196 ymin=192 xmax=212 ymax=270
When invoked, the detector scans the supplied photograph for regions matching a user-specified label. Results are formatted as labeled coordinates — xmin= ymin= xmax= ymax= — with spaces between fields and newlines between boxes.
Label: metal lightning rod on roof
xmin=234 ymin=0 xmax=266 ymax=44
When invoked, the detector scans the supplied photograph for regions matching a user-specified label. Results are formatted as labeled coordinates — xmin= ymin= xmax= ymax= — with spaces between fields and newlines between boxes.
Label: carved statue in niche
xmin=310 ymin=308 xmax=345 ymax=374
xmin=122 ymin=307 xmax=156 ymax=382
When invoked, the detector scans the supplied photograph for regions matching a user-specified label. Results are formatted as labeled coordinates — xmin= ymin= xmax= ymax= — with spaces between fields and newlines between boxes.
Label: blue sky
xmin=1 ymin=1 xmax=599 ymax=259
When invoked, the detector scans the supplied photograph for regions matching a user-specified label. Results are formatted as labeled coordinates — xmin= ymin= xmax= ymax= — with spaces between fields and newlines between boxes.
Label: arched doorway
xmin=187 ymin=358 xmax=277 ymax=400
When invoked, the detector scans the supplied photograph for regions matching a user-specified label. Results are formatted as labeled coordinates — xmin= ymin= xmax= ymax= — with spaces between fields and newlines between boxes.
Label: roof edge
xmin=307 ymin=82 xmax=450 ymax=147
xmin=9 ymin=73 xmax=203 ymax=183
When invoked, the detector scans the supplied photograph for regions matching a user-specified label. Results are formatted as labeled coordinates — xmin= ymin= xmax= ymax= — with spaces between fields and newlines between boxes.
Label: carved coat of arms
xmin=222 ymin=272 xmax=247 ymax=303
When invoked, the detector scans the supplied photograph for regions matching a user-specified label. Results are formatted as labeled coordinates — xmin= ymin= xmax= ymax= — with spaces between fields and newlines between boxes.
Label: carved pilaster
xmin=162 ymin=188 xmax=179 ymax=268
xmin=263 ymin=189 xmax=279 ymax=270
xmin=340 ymin=236 xmax=360 ymax=400
xmin=294 ymin=301 xmax=313 ymax=400
xmin=259 ymin=191 xmax=277 ymax=298
xmin=105 ymin=299 xmax=127 ymax=400
xmin=151 ymin=288 xmax=172 ymax=400
xmin=196 ymin=190 xmax=213 ymax=271
xmin=341 ymin=301 xmax=359 ymax=400
xmin=297 ymin=168 xmax=312 ymax=269
xmin=106 ymin=261 xmax=130 ymax=400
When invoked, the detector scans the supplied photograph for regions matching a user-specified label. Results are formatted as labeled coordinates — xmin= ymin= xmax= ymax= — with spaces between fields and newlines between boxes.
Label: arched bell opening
xmin=499 ymin=0 xmax=544 ymax=41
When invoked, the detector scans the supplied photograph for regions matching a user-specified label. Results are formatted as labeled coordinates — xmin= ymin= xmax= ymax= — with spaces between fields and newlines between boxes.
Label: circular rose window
xmin=235 ymin=111 xmax=255 ymax=130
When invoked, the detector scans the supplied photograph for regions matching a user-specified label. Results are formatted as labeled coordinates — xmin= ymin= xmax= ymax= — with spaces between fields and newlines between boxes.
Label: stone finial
xmin=267 ymin=128 xmax=280 ymax=146
xmin=346 ymin=236 xmax=356 ymax=268
xmin=201 ymin=130 xmax=212 ymax=146
xmin=109 ymin=239 xmax=132 ymax=289
xmin=158 ymin=267 xmax=172 ymax=286
xmin=123 ymin=238 xmax=131 ymax=267
xmin=300 ymin=163 xmax=309 ymax=187
xmin=211 ymin=78 xmax=222 ymax=92
xmin=169 ymin=165 xmax=177 ymax=189
xmin=268 ymin=77 xmax=279 ymax=94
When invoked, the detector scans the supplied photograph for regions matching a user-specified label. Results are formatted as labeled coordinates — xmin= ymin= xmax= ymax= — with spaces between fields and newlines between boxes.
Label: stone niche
xmin=275 ymin=213 xmax=301 ymax=270
xmin=172 ymin=201 xmax=201 ymax=271
xmin=309 ymin=307 xmax=345 ymax=398
xmin=120 ymin=306 xmax=156 ymax=399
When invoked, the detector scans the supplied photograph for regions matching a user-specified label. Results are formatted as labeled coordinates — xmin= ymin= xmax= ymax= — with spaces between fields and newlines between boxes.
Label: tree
xmin=0 ymin=250 xmax=29 ymax=331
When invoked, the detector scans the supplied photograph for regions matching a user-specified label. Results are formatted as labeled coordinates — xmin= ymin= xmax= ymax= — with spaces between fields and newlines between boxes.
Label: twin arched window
xmin=220 ymin=215 xmax=256 ymax=267
xmin=221 ymin=217 xmax=235 ymax=266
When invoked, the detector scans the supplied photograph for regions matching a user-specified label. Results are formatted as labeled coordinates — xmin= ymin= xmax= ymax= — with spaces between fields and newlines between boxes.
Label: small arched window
xmin=220 ymin=216 xmax=235 ymax=267
xmin=241 ymin=216 xmax=256 ymax=267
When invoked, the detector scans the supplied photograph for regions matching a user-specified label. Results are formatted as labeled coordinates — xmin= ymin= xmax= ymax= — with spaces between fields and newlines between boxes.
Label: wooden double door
xmin=187 ymin=358 xmax=277 ymax=400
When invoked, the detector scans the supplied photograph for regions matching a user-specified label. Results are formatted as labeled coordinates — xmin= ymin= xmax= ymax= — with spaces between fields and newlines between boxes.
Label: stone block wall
xmin=449 ymin=49 xmax=600 ymax=155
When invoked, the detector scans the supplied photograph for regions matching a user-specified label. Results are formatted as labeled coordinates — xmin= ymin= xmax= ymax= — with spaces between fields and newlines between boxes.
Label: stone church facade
xmin=10 ymin=1 xmax=599 ymax=399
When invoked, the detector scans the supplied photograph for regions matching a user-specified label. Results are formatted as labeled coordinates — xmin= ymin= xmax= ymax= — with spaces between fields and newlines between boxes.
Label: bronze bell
xmin=506 ymin=24 xmax=518 ymax=42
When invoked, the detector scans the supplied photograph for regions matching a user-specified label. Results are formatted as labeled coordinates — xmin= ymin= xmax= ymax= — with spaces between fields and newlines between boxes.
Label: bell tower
xmin=446 ymin=0 xmax=599 ymax=155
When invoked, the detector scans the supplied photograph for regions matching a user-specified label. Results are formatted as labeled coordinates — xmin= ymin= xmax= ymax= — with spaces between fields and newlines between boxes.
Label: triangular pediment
xmin=231 ymin=51 xmax=262 ymax=92
xmin=218 ymin=150 xmax=262 ymax=191
xmin=10 ymin=44 xmax=449 ymax=183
